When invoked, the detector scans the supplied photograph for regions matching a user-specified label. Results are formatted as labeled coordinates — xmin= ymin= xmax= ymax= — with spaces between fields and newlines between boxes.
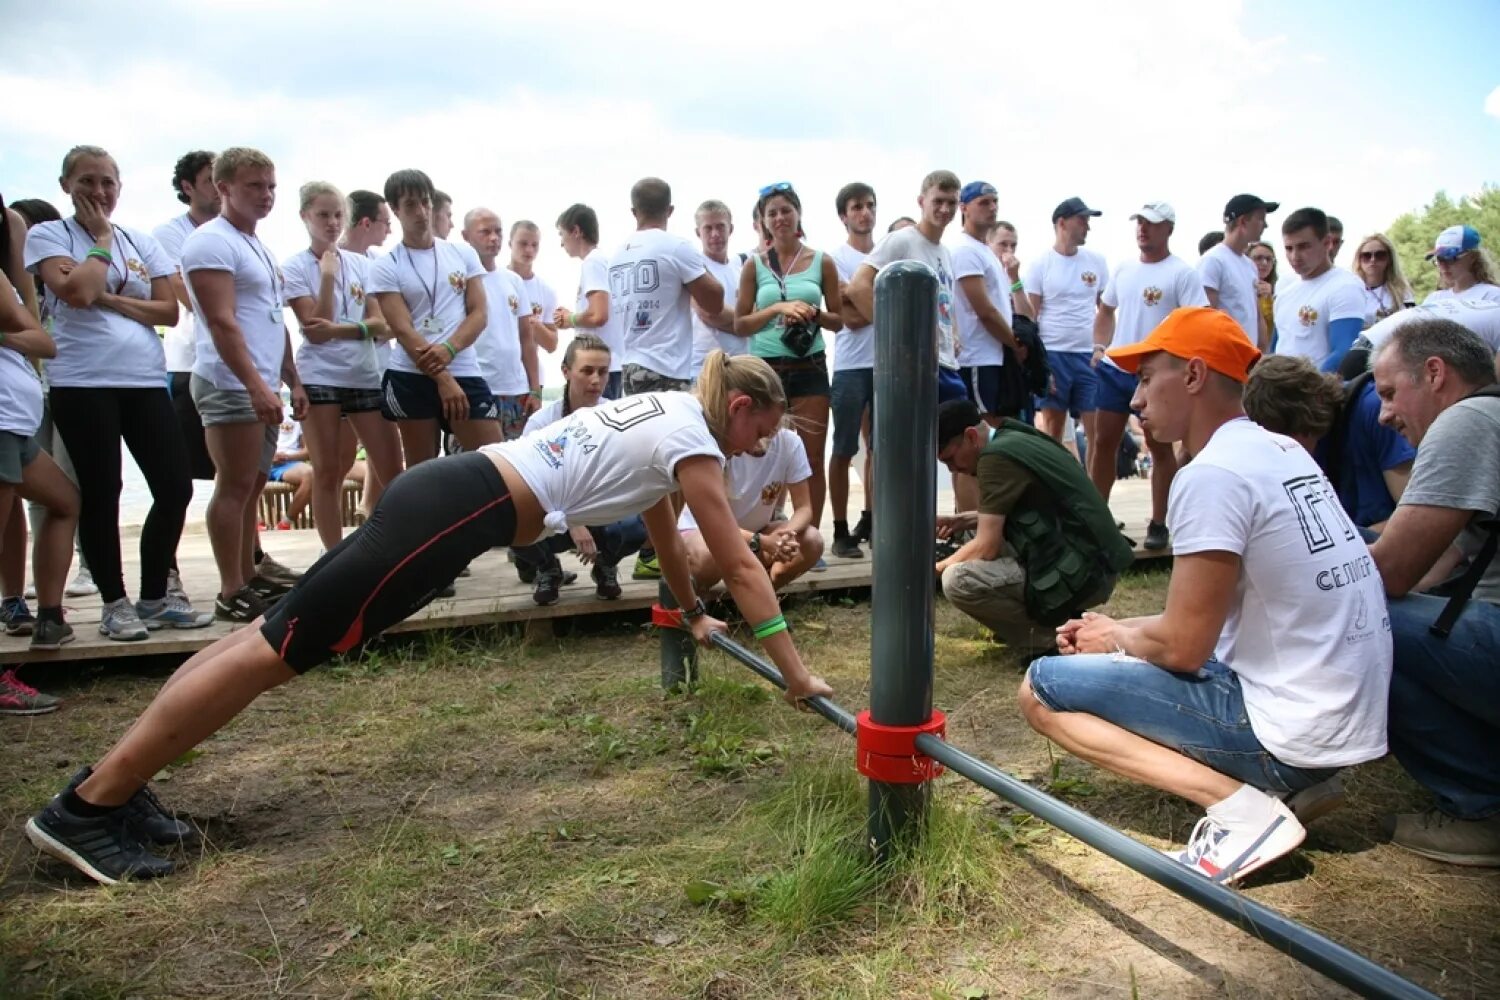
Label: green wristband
xmin=1010 ymin=279 xmax=1024 ymax=293
xmin=87 ymin=248 xmax=113 ymax=263
xmin=752 ymin=614 xmax=788 ymax=640
xmin=355 ymin=320 xmax=370 ymax=340
xmin=570 ymin=311 xmax=585 ymax=329
xmin=441 ymin=341 xmax=457 ymax=359
xmin=529 ymin=388 xmax=542 ymax=399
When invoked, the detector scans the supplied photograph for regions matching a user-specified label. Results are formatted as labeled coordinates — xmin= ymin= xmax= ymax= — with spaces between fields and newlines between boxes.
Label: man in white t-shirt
xmin=679 ymin=427 xmax=822 ymax=591
xmin=1198 ymin=194 xmax=1276 ymax=350
xmin=431 ymin=190 xmax=453 ymax=242
xmin=1024 ymin=197 xmax=1108 ymax=453
xmin=154 ymin=150 xmax=221 ymax=484
xmin=1091 ymin=202 xmax=1208 ymax=549
xmin=1273 ymin=207 xmax=1366 ymax=372
xmin=1020 ymin=306 xmax=1391 ymax=885
xmin=829 ymin=182 xmax=879 ymax=559
xmin=508 ymin=221 xmax=559 ymax=354
xmin=462 ymin=208 xmax=540 ymax=441
xmin=611 ymin=177 xmax=724 ymax=394
xmin=954 ymin=181 xmax=1022 ymax=432
xmin=689 ymin=200 xmax=746 ymax=379
xmin=369 ymin=169 xmax=501 ymax=468
xmin=552 ymin=203 xmax=618 ymax=397
xmin=340 ymin=191 xmax=391 ymax=259
xmin=181 ymin=148 xmax=309 ymax=623
xmin=844 ymin=170 xmax=967 ymax=405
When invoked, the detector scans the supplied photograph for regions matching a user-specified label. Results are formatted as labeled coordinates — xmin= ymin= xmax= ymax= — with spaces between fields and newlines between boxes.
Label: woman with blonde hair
xmin=27 ymin=350 xmax=833 ymax=885
xmin=1349 ymin=232 xmax=1414 ymax=325
xmin=1423 ymin=225 xmax=1500 ymax=304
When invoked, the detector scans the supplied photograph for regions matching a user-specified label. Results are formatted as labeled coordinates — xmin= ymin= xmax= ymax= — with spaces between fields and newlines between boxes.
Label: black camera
xmin=780 ymin=318 xmax=817 ymax=357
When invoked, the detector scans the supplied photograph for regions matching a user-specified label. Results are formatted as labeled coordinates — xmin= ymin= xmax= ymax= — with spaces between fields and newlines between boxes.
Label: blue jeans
xmin=512 ymin=515 xmax=648 ymax=573
xmin=1386 ymin=593 xmax=1500 ymax=819
xmin=1026 ymin=655 xmax=1338 ymax=794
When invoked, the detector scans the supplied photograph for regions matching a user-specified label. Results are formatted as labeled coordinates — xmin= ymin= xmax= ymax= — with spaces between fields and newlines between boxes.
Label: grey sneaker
xmin=0 ymin=669 xmax=62 ymax=715
xmin=254 ymin=552 xmax=301 ymax=588
xmin=30 ymin=617 xmax=76 ymax=652
xmin=65 ymin=567 xmax=99 ymax=597
xmin=1283 ymin=774 xmax=1346 ymax=824
xmin=1384 ymin=808 xmax=1500 ymax=867
xmin=166 ymin=569 xmax=188 ymax=601
xmin=136 ymin=593 xmax=214 ymax=630
xmin=98 ymin=599 xmax=149 ymax=642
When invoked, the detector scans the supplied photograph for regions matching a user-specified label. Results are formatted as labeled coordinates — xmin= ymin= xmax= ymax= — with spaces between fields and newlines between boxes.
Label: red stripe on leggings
xmin=330 ymin=492 xmax=512 ymax=654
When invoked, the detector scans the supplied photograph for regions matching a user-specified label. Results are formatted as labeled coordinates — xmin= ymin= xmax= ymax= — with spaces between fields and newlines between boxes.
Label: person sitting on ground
xmin=1244 ymin=354 xmax=1413 ymax=530
xmin=1368 ymin=319 xmax=1500 ymax=867
xmin=934 ymin=398 xmax=1132 ymax=654
xmin=267 ymin=400 xmax=312 ymax=530
xmin=1019 ymin=307 xmax=1392 ymax=885
xmin=679 ymin=423 xmax=823 ymax=592
xmin=512 ymin=334 xmax=646 ymax=604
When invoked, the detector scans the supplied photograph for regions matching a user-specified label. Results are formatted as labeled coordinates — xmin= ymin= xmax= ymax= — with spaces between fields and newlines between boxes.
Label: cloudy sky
xmin=4 ymin=0 xmax=1498 ymax=380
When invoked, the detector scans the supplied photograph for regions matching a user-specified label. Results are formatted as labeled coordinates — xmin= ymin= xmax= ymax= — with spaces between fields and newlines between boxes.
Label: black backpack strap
xmin=1430 ymin=521 xmax=1499 ymax=638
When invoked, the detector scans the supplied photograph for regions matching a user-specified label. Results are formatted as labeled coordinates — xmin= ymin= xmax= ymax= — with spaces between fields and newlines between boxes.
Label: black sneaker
xmin=516 ymin=563 xmax=537 ymax=585
xmin=66 ymin=767 xmax=199 ymax=847
xmin=215 ymin=586 xmax=266 ymax=623
xmin=30 ymin=618 xmax=75 ymax=651
xmin=25 ymin=798 xmax=175 ymax=885
xmin=592 ymin=562 xmax=622 ymax=600
xmin=533 ymin=568 xmax=563 ymax=606
xmin=852 ymin=511 xmax=872 ymax=544
xmin=437 ymin=582 xmax=457 ymax=599
xmin=2 ymin=595 xmax=35 ymax=636
xmin=1144 ymin=520 xmax=1170 ymax=551
xmin=832 ymin=534 xmax=864 ymax=559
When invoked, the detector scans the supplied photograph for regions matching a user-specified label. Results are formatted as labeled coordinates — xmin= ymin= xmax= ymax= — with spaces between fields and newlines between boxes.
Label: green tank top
xmin=749 ymin=249 xmax=826 ymax=359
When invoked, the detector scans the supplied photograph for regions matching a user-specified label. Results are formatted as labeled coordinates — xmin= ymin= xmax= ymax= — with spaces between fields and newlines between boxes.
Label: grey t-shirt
xmin=1399 ymin=395 xmax=1500 ymax=604
xmin=865 ymin=226 xmax=958 ymax=370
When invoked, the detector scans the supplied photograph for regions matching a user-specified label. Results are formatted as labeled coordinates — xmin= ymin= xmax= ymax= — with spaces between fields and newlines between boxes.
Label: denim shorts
xmin=1026 ymin=655 xmax=1338 ymax=794
xmin=765 ymin=352 xmax=830 ymax=399
xmin=1038 ymin=350 xmax=1098 ymax=414
xmin=0 ymin=431 xmax=41 ymax=484
xmin=829 ymin=368 xmax=874 ymax=457
xmin=1094 ymin=362 xmax=1139 ymax=415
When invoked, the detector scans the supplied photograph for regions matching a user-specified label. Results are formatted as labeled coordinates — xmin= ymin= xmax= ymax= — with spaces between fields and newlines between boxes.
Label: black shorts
xmin=765 ymin=352 xmax=830 ymax=399
xmin=170 ymin=371 xmax=216 ymax=481
xmin=305 ymin=384 xmax=384 ymax=413
xmin=381 ymin=370 xmax=499 ymax=425
xmin=260 ymin=452 xmax=517 ymax=671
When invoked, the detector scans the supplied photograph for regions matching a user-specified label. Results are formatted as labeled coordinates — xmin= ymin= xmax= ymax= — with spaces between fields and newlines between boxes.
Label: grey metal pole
xmin=658 ymin=581 xmax=698 ymax=690
xmin=868 ymin=260 xmax=939 ymax=859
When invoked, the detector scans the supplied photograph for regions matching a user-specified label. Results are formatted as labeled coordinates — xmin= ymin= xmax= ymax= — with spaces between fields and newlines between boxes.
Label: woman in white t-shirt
xmin=283 ymin=182 xmax=404 ymax=552
xmin=24 ymin=146 xmax=210 ymax=641
xmin=28 ymin=350 xmax=833 ymax=885
xmin=1424 ymin=228 xmax=1500 ymax=305
xmin=1350 ymin=232 xmax=1414 ymax=326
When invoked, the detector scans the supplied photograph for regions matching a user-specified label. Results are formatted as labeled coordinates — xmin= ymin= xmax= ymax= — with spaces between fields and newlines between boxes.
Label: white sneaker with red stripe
xmin=1171 ymin=797 xmax=1306 ymax=884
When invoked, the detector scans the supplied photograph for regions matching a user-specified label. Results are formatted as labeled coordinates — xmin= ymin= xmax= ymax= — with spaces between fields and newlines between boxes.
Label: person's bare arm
xmin=97 ymin=276 xmax=178 ymax=327
xmin=958 ymin=274 xmax=1018 ymax=350
xmin=531 ymin=310 xmax=559 ymax=353
xmin=1381 ymin=462 xmax=1412 ymax=507
xmin=816 ymin=255 xmax=844 ymax=333
xmin=845 ymin=263 xmax=876 ymax=329
xmin=1370 ymin=503 xmax=1478 ymax=598
xmin=1204 ymin=286 xmax=1221 ymax=309
xmin=0 ymin=269 xmax=55 ymax=357
xmin=5 ymin=209 xmax=39 ymax=321
xmin=446 ymin=275 xmax=489 ymax=354
xmin=559 ymin=289 xmax=611 ymax=331
xmin=375 ymin=291 xmax=431 ymax=367
xmin=935 ymin=512 xmax=1005 ymax=574
xmin=520 ymin=316 xmax=542 ymax=411
xmin=189 ymin=268 xmax=278 ymax=421
xmin=37 ymin=255 xmax=110 ymax=310
xmin=1076 ymin=550 xmax=1240 ymax=670
xmin=685 ymin=270 xmax=725 ymax=317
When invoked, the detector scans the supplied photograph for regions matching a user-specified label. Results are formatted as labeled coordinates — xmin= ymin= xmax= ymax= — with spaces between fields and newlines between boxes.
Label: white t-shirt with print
xmin=25 ymin=220 xmax=174 ymax=389
xmin=1424 ymin=282 xmax=1500 ymax=306
xmin=486 ymin=391 xmax=723 ymax=537
xmin=283 ymin=248 xmax=383 ymax=390
xmin=1196 ymin=242 xmax=1260 ymax=342
xmin=573 ymin=247 xmax=620 ymax=371
xmin=1023 ymin=247 xmax=1107 ymax=354
xmin=516 ymin=271 xmax=557 ymax=332
xmin=1273 ymin=267 xmax=1367 ymax=368
xmin=152 ymin=213 xmax=202 ymax=372
xmin=691 ymin=255 xmax=746 ymax=375
xmin=953 ymin=232 xmax=1012 ymax=368
xmin=522 ymin=396 xmax=568 ymax=437
xmin=1166 ymin=417 xmax=1391 ymax=768
xmin=181 ymin=216 xmax=288 ymax=392
xmin=0 ymin=330 xmax=43 ymax=436
xmin=273 ymin=397 xmax=303 ymax=458
xmin=1363 ymin=299 xmax=1500 ymax=355
xmin=679 ymin=427 xmax=811 ymax=533
xmin=865 ymin=227 xmax=958 ymax=370
xmin=1100 ymin=254 xmax=1208 ymax=369
xmin=472 ymin=268 xmax=533 ymax=397
xmin=610 ymin=228 xmax=709 ymax=381
xmin=368 ymin=239 xmax=486 ymax=379
xmin=830 ymin=242 xmax=875 ymax=372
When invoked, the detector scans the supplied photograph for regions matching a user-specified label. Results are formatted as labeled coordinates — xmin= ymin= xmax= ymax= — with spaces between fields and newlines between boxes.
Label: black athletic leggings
xmin=260 ymin=452 xmax=517 ymax=672
xmin=49 ymin=387 xmax=193 ymax=604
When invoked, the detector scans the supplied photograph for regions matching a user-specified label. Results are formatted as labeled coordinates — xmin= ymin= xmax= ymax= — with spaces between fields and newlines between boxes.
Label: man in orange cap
xmin=1017 ymin=306 xmax=1393 ymax=885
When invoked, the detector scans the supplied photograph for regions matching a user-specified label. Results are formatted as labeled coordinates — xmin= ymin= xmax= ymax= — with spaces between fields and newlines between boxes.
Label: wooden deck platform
xmin=2 ymin=479 xmax=1168 ymax=667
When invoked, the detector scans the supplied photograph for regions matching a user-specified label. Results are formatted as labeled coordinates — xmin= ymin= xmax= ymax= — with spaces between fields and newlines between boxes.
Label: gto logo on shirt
xmin=1081 ymin=272 xmax=1099 ymax=288
xmin=1298 ymin=305 xmax=1319 ymax=327
xmin=1142 ymin=286 xmax=1163 ymax=306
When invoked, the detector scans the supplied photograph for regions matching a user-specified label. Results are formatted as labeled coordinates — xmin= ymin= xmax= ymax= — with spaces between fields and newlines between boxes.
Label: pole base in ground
xmin=657 ymin=582 xmax=698 ymax=691
xmin=868 ymin=782 xmax=931 ymax=863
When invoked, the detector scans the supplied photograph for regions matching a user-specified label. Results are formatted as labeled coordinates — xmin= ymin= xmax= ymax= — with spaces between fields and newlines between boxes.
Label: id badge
xmin=421 ymin=316 xmax=438 ymax=333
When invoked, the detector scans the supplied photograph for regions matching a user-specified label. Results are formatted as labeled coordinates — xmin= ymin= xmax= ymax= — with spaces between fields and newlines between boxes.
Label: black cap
xmin=1223 ymin=194 xmax=1279 ymax=224
xmin=1051 ymin=197 xmax=1102 ymax=223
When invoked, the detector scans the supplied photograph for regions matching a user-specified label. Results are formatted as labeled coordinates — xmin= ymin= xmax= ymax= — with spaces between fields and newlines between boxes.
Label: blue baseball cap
xmin=1427 ymin=224 xmax=1481 ymax=261
xmin=960 ymin=180 xmax=998 ymax=204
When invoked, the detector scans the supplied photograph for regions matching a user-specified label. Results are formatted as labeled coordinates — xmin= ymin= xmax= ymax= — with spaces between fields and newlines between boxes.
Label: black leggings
xmin=49 ymin=387 xmax=193 ymax=604
xmin=260 ymin=452 xmax=517 ymax=672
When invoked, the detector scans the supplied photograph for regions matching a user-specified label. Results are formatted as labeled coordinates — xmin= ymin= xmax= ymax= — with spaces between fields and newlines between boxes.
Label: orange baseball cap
xmin=1106 ymin=307 xmax=1263 ymax=383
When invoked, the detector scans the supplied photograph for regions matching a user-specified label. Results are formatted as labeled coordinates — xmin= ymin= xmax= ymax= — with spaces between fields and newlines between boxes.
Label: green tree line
xmin=1387 ymin=185 xmax=1500 ymax=300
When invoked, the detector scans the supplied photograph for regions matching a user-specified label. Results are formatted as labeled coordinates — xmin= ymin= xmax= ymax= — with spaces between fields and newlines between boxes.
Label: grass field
xmin=2 ymin=568 xmax=1495 ymax=999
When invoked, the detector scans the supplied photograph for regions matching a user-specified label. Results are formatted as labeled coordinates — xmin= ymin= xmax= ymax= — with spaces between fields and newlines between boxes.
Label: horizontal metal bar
xmin=913 ymin=733 xmax=1437 ymax=1000
xmin=707 ymin=632 xmax=858 ymax=734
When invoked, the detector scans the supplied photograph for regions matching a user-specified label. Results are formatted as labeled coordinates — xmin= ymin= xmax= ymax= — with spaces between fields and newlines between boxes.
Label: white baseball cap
xmin=1131 ymin=202 xmax=1177 ymax=224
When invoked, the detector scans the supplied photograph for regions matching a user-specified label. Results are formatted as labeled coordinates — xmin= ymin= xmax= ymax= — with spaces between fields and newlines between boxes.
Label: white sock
xmin=1207 ymin=784 xmax=1279 ymax=828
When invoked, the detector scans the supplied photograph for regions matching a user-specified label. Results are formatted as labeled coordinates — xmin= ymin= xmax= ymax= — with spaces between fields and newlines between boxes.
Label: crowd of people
xmin=2 ymin=147 xmax=1497 ymax=887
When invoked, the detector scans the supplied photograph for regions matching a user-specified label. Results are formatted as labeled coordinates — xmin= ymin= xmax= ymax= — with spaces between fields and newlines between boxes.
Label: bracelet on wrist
xmin=441 ymin=341 xmax=457 ymax=359
xmin=752 ymin=614 xmax=788 ymax=640
xmin=681 ymin=598 xmax=708 ymax=621
xmin=355 ymin=320 xmax=370 ymax=341
xmin=1009 ymin=279 xmax=1024 ymax=293
xmin=86 ymin=247 xmax=113 ymax=264
xmin=528 ymin=388 xmax=542 ymax=399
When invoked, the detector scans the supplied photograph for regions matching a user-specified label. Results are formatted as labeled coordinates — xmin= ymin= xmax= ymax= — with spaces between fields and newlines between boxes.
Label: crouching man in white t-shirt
xmin=1018 ymin=307 xmax=1392 ymax=885
xmin=678 ymin=427 xmax=822 ymax=591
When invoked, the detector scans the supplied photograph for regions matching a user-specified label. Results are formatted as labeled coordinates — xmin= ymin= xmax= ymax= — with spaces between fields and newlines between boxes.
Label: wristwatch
xmin=749 ymin=532 xmax=762 ymax=555
xmin=682 ymin=598 xmax=708 ymax=621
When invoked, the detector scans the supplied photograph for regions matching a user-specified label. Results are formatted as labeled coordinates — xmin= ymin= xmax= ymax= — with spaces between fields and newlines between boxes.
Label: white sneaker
xmin=98 ymin=598 xmax=149 ymax=642
xmin=65 ymin=567 xmax=99 ymax=597
xmin=23 ymin=582 xmax=37 ymax=599
xmin=1283 ymin=774 xmax=1346 ymax=825
xmin=1171 ymin=799 xmax=1305 ymax=884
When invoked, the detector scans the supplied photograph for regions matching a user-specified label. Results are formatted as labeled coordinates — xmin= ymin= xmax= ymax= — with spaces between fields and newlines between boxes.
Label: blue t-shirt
xmin=1315 ymin=379 xmax=1416 ymax=527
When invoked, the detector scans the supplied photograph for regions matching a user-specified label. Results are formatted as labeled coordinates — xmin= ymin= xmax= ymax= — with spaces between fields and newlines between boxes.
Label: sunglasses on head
xmin=758 ymin=181 xmax=794 ymax=198
xmin=1359 ymin=249 xmax=1390 ymax=262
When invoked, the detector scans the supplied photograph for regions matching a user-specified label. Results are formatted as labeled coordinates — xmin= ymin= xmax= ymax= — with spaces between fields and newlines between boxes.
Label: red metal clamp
xmin=651 ymin=604 xmax=684 ymax=629
xmin=855 ymin=709 xmax=947 ymax=784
